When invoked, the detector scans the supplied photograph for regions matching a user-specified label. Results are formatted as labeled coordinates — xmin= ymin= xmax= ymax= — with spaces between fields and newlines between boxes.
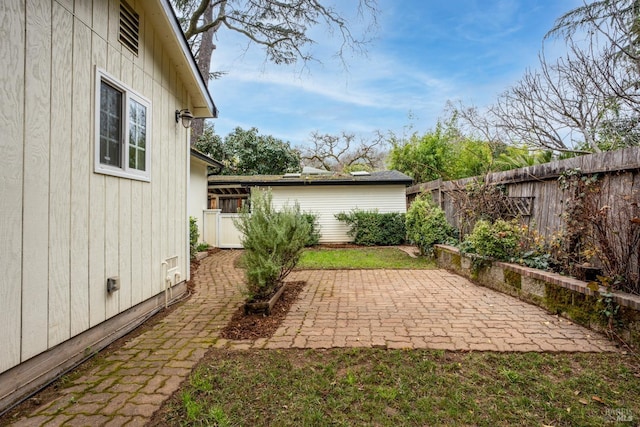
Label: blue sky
xmin=208 ymin=0 xmax=583 ymax=149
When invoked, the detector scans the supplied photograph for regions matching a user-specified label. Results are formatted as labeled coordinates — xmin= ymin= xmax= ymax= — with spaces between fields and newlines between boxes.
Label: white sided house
xmin=0 ymin=0 xmax=216 ymax=412
xmin=189 ymin=148 xmax=223 ymax=243
xmin=206 ymin=170 xmax=413 ymax=246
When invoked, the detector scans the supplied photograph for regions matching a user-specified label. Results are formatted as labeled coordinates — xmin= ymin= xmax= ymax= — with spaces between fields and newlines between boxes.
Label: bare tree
xmin=444 ymin=100 xmax=507 ymax=151
xmin=171 ymin=0 xmax=378 ymax=141
xmin=545 ymin=0 xmax=640 ymax=150
xmin=449 ymin=2 xmax=640 ymax=155
xmin=300 ymin=131 xmax=387 ymax=172
xmin=175 ymin=0 xmax=377 ymax=63
xmin=547 ymin=0 xmax=640 ymax=69
xmin=486 ymin=35 xmax=640 ymax=153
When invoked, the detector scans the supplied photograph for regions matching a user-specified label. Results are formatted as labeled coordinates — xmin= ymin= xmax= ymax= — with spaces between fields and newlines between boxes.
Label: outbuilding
xmin=206 ymin=169 xmax=413 ymax=246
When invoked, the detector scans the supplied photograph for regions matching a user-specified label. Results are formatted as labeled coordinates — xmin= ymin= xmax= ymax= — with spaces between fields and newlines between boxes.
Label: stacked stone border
xmin=434 ymin=244 xmax=640 ymax=348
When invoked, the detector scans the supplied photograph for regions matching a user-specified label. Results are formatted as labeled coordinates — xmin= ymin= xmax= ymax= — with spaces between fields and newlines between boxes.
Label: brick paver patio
xmin=8 ymin=249 xmax=617 ymax=426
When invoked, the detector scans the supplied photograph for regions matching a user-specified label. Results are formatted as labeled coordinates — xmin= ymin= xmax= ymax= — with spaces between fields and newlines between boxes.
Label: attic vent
xmin=350 ymin=171 xmax=370 ymax=176
xmin=119 ymin=1 xmax=139 ymax=55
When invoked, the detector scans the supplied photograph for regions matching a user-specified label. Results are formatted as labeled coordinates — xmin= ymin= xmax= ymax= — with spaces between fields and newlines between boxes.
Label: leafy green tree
xmin=193 ymin=121 xmax=224 ymax=158
xmin=494 ymin=146 xmax=553 ymax=171
xmin=387 ymin=125 xmax=456 ymax=183
xmin=388 ymin=116 xmax=498 ymax=182
xmin=195 ymin=125 xmax=300 ymax=175
xmin=450 ymin=138 xmax=495 ymax=179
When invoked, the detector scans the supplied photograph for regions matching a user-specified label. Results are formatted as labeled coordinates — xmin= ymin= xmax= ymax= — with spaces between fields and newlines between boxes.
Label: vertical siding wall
xmin=0 ymin=0 xmax=190 ymax=373
xmin=267 ymin=185 xmax=408 ymax=243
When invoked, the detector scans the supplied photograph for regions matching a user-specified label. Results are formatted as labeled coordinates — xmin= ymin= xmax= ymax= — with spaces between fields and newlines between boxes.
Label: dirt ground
xmin=219 ymin=281 xmax=306 ymax=340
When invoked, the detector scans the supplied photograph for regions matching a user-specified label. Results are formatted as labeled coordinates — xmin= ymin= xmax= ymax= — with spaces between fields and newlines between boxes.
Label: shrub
xmin=234 ymin=189 xmax=310 ymax=301
xmin=189 ymin=216 xmax=199 ymax=260
xmin=405 ymin=196 xmax=455 ymax=255
xmin=302 ymin=213 xmax=321 ymax=246
xmin=463 ymin=219 xmax=521 ymax=261
xmin=196 ymin=242 xmax=210 ymax=252
xmin=335 ymin=210 xmax=406 ymax=246
xmin=460 ymin=219 xmax=553 ymax=271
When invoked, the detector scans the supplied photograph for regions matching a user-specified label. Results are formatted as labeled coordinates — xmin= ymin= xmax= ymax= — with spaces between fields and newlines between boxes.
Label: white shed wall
xmin=263 ymin=185 xmax=408 ymax=243
xmin=0 ymin=0 xmax=192 ymax=374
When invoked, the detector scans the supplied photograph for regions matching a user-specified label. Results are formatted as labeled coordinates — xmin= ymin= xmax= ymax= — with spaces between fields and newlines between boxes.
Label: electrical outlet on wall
xmin=107 ymin=276 xmax=120 ymax=293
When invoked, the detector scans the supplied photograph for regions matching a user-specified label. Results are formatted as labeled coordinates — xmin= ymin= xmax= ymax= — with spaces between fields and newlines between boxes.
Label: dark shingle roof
xmin=208 ymin=170 xmax=413 ymax=187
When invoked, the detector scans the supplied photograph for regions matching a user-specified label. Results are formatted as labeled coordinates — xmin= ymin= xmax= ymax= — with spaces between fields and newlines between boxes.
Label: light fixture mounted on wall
xmin=175 ymin=109 xmax=194 ymax=128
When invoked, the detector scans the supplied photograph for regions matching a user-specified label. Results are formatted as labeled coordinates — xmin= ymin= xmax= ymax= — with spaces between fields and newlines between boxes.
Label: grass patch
xmin=297 ymin=247 xmax=435 ymax=270
xmin=155 ymin=349 xmax=639 ymax=426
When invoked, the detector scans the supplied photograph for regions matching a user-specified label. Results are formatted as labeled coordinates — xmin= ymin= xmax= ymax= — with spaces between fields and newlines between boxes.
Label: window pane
xmin=99 ymin=81 xmax=122 ymax=167
xmin=137 ymin=149 xmax=145 ymax=170
xmin=139 ymin=129 xmax=146 ymax=149
xmin=128 ymin=99 xmax=147 ymax=171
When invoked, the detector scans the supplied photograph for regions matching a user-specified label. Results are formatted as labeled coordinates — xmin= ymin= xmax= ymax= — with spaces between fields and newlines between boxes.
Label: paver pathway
xmin=9 ymin=251 xmax=244 ymax=427
xmin=8 ymin=249 xmax=617 ymax=426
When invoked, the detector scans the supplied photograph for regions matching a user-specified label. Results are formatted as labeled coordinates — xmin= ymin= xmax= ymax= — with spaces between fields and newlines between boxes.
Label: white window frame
xmin=95 ymin=68 xmax=152 ymax=181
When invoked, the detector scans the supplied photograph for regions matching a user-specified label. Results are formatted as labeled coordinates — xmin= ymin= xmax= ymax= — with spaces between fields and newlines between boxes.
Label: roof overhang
xmin=142 ymin=0 xmax=217 ymax=119
xmin=190 ymin=148 xmax=223 ymax=168
xmin=208 ymin=171 xmax=414 ymax=189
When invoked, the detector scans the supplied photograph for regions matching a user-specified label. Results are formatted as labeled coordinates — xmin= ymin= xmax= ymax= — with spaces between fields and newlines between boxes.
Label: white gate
xmin=203 ymin=210 xmax=244 ymax=249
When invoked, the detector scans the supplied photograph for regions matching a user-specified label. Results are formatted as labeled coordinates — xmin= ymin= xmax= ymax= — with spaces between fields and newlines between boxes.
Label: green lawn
xmin=297 ymin=247 xmax=435 ymax=269
xmin=156 ymin=349 xmax=639 ymax=426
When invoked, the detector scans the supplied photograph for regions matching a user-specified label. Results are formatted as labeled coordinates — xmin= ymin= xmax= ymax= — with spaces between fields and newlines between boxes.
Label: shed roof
xmin=208 ymin=170 xmax=413 ymax=193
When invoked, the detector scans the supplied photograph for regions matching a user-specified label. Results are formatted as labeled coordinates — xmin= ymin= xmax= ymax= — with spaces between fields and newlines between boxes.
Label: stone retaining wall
xmin=434 ymin=245 xmax=640 ymax=348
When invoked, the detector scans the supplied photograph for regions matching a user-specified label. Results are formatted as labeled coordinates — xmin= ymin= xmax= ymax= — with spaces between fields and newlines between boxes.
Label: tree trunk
xmin=191 ymin=3 xmax=216 ymax=145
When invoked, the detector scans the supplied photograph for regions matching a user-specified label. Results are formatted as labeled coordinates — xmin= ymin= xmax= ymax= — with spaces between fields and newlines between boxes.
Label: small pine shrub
xmin=405 ymin=196 xmax=455 ymax=255
xmin=234 ymin=189 xmax=310 ymax=301
xmin=335 ymin=210 xmax=406 ymax=246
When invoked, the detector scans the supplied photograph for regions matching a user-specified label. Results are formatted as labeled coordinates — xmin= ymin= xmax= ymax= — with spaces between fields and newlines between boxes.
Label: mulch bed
xmin=219 ymin=281 xmax=306 ymax=340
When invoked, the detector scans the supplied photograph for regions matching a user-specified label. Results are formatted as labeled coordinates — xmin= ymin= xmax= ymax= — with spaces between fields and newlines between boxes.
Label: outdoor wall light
xmin=175 ymin=109 xmax=194 ymax=128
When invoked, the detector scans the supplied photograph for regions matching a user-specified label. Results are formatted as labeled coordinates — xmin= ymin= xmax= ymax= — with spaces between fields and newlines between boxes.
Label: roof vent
xmin=302 ymin=166 xmax=332 ymax=175
xmin=350 ymin=171 xmax=370 ymax=176
xmin=119 ymin=1 xmax=139 ymax=55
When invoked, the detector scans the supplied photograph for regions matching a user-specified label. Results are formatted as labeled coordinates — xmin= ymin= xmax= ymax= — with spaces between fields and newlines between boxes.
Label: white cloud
xmin=207 ymin=0 xmax=585 ymax=147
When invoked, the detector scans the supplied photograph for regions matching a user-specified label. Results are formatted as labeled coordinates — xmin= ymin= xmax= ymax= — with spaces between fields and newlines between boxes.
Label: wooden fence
xmin=407 ymin=146 xmax=640 ymax=241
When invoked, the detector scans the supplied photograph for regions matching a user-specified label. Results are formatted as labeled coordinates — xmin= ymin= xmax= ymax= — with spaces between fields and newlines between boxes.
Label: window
xmin=95 ymin=69 xmax=151 ymax=181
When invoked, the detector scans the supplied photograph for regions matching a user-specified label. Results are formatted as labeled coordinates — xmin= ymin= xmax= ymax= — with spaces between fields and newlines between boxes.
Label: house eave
xmin=208 ymin=172 xmax=414 ymax=189
xmin=190 ymin=148 xmax=223 ymax=168
xmin=145 ymin=0 xmax=217 ymax=119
